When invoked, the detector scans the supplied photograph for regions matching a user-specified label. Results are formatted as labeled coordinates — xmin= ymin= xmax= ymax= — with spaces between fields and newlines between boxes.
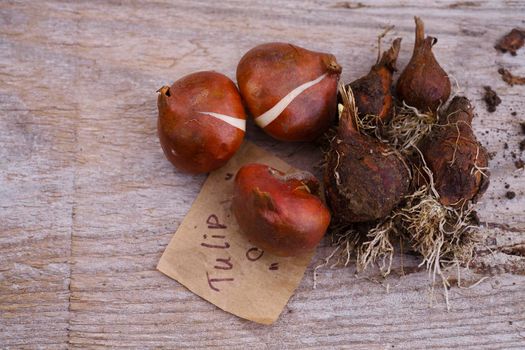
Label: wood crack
xmin=483 ymin=222 xmax=525 ymax=233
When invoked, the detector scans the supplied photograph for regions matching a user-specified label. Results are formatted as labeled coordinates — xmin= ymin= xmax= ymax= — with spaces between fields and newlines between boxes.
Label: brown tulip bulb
xmin=416 ymin=96 xmax=490 ymax=207
xmin=232 ymin=163 xmax=331 ymax=257
xmin=396 ymin=17 xmax=451 ymax=112
xmin=348 ymin=38 xmax=402 ymax=122
xmin=324 ymin=87 xmax=410 ymax=222
xmin=157 ymin=71 xmax=246 ymax=174
xmin=236 ymin=43 xmax=342 ymax=142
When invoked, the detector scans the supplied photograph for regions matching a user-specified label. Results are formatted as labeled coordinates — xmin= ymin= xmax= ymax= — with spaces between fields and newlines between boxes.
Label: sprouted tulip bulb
xmin=348 ymin=38 xmax=402 ymax=122
xmin=324 ymin=86 xmax=410 ymax=222
xmin=396 ymin=17 xmax=451 ymax=112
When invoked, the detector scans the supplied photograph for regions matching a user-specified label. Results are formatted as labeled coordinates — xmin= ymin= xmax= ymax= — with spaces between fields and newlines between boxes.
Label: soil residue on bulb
xmin=347 ymin=38 xmax=402 ymax=123
xmin=324 ymin=85 xmax=410 ymax=223
xmin=416 ymin=96 xmax=490 ymax=208
xmin=319 ymin=90 xmax=489 ymax=283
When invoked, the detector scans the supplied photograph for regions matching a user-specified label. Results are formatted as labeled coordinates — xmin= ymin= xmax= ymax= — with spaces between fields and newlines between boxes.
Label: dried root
xmin=397 ymin=185 xmax=478 ymax=280
xmin=318 ymin=89 xmax=483 ymax=289
xmin=356 ymin=102 xmax=437 ymax=157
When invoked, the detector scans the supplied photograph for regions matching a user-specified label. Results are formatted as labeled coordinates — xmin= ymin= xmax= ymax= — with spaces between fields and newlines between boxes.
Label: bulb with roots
xmin=324 ymin=86 xmax=411 ymax=223
xmin=396 ymin=17 xmax=451 ymax=113
xmin=415 ymin=96 xmax=490 ymax=208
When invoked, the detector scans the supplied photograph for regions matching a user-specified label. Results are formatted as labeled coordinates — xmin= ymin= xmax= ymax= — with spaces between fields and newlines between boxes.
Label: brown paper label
xmin=157 ymin=142 xmax=313 ymax=325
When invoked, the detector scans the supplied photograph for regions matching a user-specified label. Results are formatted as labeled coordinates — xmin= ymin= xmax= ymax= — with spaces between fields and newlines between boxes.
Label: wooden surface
xmin=1 ymin=0 xmax=525 ymax=348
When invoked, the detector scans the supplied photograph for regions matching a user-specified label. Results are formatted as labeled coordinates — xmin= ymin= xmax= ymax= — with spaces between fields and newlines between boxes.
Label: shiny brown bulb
xmin=396 ymin=17 xmax=451 ymax=112
xmin=157 ymin=71 xmax=246 ymax=174
xmin=236 ymin=42 xmax=342 ymax=142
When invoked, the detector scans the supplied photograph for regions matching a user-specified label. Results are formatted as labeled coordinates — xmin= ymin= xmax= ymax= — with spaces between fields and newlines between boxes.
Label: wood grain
xmin=1 ymin=0 xmax=524 ymax=348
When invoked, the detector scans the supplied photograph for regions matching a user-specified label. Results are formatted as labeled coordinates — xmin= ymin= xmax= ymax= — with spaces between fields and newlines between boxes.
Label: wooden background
xmin=1 ymin=0 xmax=524 ymax=348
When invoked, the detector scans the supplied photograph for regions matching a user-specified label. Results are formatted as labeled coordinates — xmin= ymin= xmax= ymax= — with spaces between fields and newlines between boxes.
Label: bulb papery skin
xmin=396 ymin=17 xmax=451 ymax=112
xmin=417 ymin=96 xmax=490 ymax=208
xmin=157 ymin=71 xmax=246 ymax=174
xmin=236 ymin=42 xmax=342 ymax=142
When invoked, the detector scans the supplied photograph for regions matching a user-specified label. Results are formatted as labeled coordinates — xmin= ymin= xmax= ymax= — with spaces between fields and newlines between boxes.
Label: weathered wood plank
xmin=1 ymin=0 xmax=524 ymax=349
xmin=0 ymin=12 xmax=78 ymax=346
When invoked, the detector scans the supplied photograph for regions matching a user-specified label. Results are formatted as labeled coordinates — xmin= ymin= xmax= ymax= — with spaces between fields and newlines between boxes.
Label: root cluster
xmin=320 ymin=89 xmax=484 ymax=284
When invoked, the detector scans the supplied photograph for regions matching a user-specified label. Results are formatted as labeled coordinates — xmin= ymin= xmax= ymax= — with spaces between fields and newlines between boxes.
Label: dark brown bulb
xmin=324 ymin=87 xmax=410 ymax=223
xmin=416 ymin=96 xmax=490 ymax=208
xmin=396 ymin=17 xmax=451 ymax=112
xmin=348 ymin=38 xmax=402 ymax=122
